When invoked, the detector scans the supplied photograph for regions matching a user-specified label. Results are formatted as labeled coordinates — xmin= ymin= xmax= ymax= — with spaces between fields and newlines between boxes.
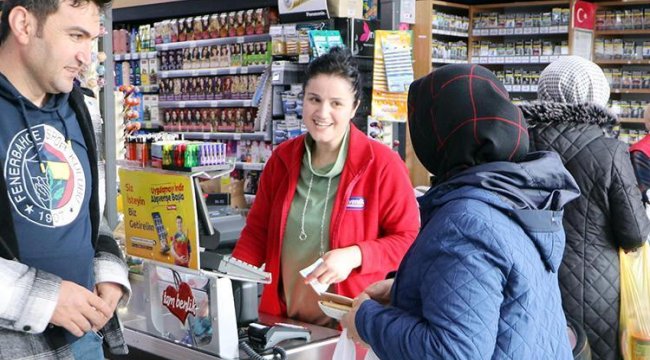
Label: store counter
xmin=122 ymin=312 xmax=341 ymax=360
xmin=120 ymin=263 xmax=342 ymax=359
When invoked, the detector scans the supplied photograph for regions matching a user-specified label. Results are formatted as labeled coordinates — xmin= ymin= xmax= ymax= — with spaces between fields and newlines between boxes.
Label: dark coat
xmin=520 ymin=102 xmax=650 ymax=360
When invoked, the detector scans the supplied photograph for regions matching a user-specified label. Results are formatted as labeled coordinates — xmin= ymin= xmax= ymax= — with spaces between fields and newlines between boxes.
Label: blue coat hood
xmin=420 ymin=151 xmax=580 ymax=272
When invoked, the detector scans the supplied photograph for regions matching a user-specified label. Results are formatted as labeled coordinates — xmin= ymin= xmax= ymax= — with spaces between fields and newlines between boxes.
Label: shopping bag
xmin=332 ymin=329 xmax=356 ymax=360
xmin=620 ymin=242 xmax=650 ymax=360
xmin=332 ymin=328 xmax=381 ymax=360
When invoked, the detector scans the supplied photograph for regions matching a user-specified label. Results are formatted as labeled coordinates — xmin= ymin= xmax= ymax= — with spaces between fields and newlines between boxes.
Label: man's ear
xmin=8 ymin=6 xmax=36 ymax=45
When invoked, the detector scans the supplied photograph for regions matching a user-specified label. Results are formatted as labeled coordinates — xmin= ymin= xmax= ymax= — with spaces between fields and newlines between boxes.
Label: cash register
xmin=192 ymin=178 xmax=269 ymax=326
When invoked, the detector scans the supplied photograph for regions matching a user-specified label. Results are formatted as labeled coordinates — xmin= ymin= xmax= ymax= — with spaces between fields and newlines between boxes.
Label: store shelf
xmin=596 ymin=29 xmax=650 ymax=36
xmin=596 ymin=0 xmax=650 ymax=7
xmin=113 ymin=0 xmax=276 ymax=22
xmin=159 ymin=100 xmax=253 ymax=108
xmin=431 ymin=29 xmax=468 ymax=38
xmin=619 ymin=118 xmax=646 ymax=124
xmin=471 ymin=55 xmax=565 ymax=65
xmin=180 ymin=131 xmax=270 ymax=141
xmin=235 ymin=162 xmax=265 ymax=171
xmin=114 ymin=51 xmax=157 ymax=61
xmin=504 ymin=85 xmax=538 ymax=93
xmin=472 ymin=0 xmax=570 ymax=10
xmin=432 ymin=0 xmax=469 ymax=10
xmin=155 ymin=34 xmax=272 ymax=51
xmin=432 ymin=58 xmax=468 ymax=64
xmin=471 ymin=26 xmax=568 ymax=37
xmin=611 ymin=89 xmax=650 ymax=95
xmin=595 ymin=59 xmax=650 ymax=65
xmin=159 ymin=65 xmax=268 ymax=79
xmin=114 ymin=84 xmax=159 ymax=93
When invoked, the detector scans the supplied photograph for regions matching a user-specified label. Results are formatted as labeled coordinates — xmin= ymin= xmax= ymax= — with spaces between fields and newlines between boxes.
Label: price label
xmin=514 ymin=28 xmax=523 ymax=35
xmin=522 ymin=85 xmax=530 ymax=92
xmin=233 ymin=133 xmax=241 ymax=140
xmin=506 ymin=29 xmax=514 ymax=35
xmin=513 ymin=85 xmax=521 ymax=92
xmin=210 ymin=101 xmax=219 ymax=107
xmin=191 ymin=70 xmax=199 ymax=77
xmin=178 ymin=102 xmax=186 ymax=108
xmin=240 ymin=67 xmax=249 ymax=74
xmin=229 ymin=67 xmax=238 ymax=75
xmin=125 ymin=53 xmax=132 ymax=60
xmin=498 ymin=28 xmax=507 ymax=35
xmin=161 ymin=44 xmax=169 ymax=51
xmin=540 ymin=56 xmax=550 ymax=63
xmin=209 ymin=69 xmax=218 ymax=76
xmin=298 ymin=54 xmax=310 ymax=63
xmin=189 ymin=41 xmax=197 ymax=48
xmin=237 ymin=36 xmax=245 ymax=43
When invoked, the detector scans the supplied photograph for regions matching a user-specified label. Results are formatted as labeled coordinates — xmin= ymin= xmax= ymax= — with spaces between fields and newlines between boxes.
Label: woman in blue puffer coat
xmin=341 ymin=64 xmax=579 ymax=359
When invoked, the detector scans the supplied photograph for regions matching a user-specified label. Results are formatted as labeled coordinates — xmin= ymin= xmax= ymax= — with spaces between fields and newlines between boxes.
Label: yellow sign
xmin=120 ymin=168 xmax=200 ymax=270
xmin=371 ymin=30 xmax=411 ymax=122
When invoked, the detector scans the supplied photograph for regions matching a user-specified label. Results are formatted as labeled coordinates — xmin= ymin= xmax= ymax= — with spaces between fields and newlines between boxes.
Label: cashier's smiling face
xmin=302 ymin=74 xmax=359 ymax=152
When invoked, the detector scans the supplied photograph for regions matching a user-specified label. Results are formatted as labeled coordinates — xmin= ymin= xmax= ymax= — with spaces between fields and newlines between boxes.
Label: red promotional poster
xmin=573 ymin=0 xmax=597 ymax=30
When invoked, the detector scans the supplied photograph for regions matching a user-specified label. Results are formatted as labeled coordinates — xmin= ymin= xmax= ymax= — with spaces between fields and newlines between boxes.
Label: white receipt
xmin=299 ymin=258 xmax=329 ymax=295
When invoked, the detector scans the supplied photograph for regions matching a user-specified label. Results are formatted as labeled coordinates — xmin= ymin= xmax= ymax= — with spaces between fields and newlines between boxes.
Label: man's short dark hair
xmin=0 ymin=0 xmax=111 ymax=45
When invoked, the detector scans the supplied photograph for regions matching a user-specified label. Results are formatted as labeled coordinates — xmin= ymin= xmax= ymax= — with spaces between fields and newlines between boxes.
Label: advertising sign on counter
xmin=120 ymin=168 xmax=200 ymax=270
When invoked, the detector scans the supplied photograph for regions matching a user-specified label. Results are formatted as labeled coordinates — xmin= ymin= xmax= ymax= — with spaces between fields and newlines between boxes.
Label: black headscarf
xmin=408 ymin=64 xmax=529 ymax=182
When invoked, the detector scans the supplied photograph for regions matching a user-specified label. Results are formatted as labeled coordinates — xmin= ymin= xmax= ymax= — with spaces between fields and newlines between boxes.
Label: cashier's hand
xmin=341 ymin=292 xmax=370 ymax=347
xmin=363 ymin=279 xmax=394 ymax=306
xmin=304 ymin=246 xmax=362 ymax=285
xmin=50 ymin=280 xmax=113 ymax=337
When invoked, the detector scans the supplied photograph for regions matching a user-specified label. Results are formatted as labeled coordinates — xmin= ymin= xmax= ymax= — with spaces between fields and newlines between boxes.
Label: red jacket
xmin=233 ymin=125 xmax=420 ymax=316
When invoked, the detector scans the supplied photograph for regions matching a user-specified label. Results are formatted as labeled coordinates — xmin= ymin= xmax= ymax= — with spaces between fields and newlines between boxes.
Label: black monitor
xmin=194 ymin=178 xmax=245 ymax=252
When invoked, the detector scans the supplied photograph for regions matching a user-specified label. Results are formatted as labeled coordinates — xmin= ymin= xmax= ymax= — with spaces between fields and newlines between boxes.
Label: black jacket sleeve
xmin=610 ymin=142 xmax=650 ymax=250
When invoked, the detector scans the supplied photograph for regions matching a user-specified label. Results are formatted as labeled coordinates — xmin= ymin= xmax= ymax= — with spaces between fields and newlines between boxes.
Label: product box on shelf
xmin=328 ymin=0 xmax=363 ymax=19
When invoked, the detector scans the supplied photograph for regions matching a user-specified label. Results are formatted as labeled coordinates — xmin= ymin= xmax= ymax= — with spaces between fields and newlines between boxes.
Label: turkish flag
xmin=574 ymin=1 xmax=597 ymax=30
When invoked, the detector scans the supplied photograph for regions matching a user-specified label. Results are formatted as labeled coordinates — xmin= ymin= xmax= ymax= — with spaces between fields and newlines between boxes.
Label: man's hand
xmin=340 ymin=292 xmax=370 ymax=347
xmin=95 ymin=282 xmax=124 ymax=314
xmin=304 ymin=246 xmax=362 ymax=285
xmin=50 ymin=280 xmax=112 ymax=337
xmin=363 ymin=279 xmax=394 ymax=306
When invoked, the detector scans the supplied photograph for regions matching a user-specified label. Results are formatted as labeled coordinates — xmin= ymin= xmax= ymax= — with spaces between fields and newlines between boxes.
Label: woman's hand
xmin=304 ymin=246 xmax=362 ymax=285
xmin=363 ymin=279 xmax=394 ymax=306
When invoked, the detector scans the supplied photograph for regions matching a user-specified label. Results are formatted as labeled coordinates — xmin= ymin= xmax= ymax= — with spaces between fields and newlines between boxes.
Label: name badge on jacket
xmin=347 ymin=197 xmax=365 ymax=211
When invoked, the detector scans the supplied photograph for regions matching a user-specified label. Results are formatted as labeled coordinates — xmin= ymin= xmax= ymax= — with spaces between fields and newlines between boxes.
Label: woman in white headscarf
xmin=519 ymin=55 xmax=650 ymax=360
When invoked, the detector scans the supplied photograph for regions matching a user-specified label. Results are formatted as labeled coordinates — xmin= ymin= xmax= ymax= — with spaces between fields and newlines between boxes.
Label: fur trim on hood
xmin=518 ymin=102 xmax=617 ymax=127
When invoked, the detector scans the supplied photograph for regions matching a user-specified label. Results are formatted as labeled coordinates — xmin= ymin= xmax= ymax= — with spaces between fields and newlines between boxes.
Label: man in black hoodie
xmin=0 ymin=1 xmax=130 ymax=359
xmin=520 ymin=55 xmax=650 ymax=360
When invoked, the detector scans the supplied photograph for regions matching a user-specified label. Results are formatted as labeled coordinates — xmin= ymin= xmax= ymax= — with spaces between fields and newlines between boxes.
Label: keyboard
xmin=200 ymin=252 xmax=271 ymax=284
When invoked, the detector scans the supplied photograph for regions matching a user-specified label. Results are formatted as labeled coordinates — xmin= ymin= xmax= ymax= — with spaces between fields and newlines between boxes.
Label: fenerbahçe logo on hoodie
xmin=4 ymin=124 xmax=85 ymax=227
